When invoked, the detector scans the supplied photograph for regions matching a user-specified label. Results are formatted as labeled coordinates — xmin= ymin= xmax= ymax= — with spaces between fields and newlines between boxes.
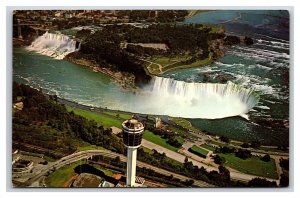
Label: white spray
xmin=27 ymin=32 xmax=80 ymax=60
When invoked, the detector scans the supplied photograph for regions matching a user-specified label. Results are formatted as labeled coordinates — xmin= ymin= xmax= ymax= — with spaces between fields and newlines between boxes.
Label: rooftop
xmin=123 ymin=119 xmax=144 ymax=130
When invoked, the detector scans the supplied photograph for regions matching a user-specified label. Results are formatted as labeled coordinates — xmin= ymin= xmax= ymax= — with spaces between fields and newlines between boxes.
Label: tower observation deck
xmin=122 ymin=116 xmax=144 ymax=187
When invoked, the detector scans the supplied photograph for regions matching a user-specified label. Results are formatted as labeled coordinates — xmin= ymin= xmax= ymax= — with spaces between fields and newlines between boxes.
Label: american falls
xmin=27 ymin=32 xmax=80 ymax=60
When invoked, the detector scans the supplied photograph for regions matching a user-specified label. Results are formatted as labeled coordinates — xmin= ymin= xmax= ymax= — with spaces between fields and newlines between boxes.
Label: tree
xmin=114 ymin=156 xmax=121 ymax=163
xmin=184 ymin=156 xmax=189 ymax=163
xmin=218 ymin=165 xmax=230 ymax=182
xmin=279 ymin=158 xmax=289 ymax=171
xmin=235 ymin=148 xmax=252 ymax=159
xmin=248 ymin=178 xmax=277 ymax=187
xmin=241 ymin=142 xmax=250 ymax=148
xmin=184 ymin=179 xmax=194 ymax=186
xmin=250 ymin=141 xmax=261 ymax=148
xmin=280 ymin=173 xmax=289 ymax=187
xmin=213 ymin=154 xmax=224 ymax=165
xmin=261 ymin=154 xmax=271 ymax=162
xmin=219 ymin=136 xmax=230 ymax=143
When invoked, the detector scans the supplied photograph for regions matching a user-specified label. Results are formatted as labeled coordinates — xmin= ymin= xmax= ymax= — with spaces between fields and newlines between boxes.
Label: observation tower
xmin=122 ymin=115 xmax=144 ymax=187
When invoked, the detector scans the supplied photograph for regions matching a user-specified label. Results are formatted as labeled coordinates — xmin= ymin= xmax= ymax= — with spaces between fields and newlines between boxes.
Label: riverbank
xmin=55 ymin=95 xmax=288 ymax=153
xmin=64 ymin=52 xmax=139 ymax=91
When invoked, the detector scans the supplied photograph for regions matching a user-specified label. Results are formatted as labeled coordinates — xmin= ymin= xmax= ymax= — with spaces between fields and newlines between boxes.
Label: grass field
xmin=218 ymin=153 xmax=278 ymax=179
xmin=170 ymin=126 xmax=188 ymax=135
xmin=103 ymin=111 xmax=131 ymax=120
xmin=67 ymin=106 xmax=182 ymax=152
xmin=174 ymin=136 xmax=185 ymax=145
xmin=92 ymin=164 xmax=114 ymax=177
xmin=200 ymin=144 xmax=216 ymax=152
xmin=162 ymin=56 xmax=212 ymax=73
xmin=66 ymin=106 xmax=123 ymax=129
xmin=171 ymin=117 xmax=200 ymax=133
xmin=208 ymin=140 xmax=227 ymax=147
xmin=143 ymin=130 xmax=179 ymax=152
xmin=46 ymin=160 xmax=84 ymax=187
xmin=149 ymin=55 xmax=191 ymax=66
xmin=189 ymin=145 xmax=209 ymax=158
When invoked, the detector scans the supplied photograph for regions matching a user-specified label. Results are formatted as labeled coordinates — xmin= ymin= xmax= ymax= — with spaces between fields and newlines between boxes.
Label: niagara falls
xmin=26 ymin=32 xmax=80 ymax=60
xmin=142 ymin=76 xmax=259 ymax=119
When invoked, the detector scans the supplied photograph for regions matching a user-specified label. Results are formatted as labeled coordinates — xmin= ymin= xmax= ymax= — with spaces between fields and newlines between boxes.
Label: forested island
xmin=66 ymin=23 xmax=253 ymax=87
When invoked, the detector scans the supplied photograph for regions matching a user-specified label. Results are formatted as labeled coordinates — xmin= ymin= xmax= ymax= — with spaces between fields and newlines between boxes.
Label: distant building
xmin=155 ymin=117 xmax=162 ymax=128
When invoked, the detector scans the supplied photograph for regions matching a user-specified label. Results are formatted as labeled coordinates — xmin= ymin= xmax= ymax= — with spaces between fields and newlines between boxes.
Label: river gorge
xmin=13 ymin=10 xmax=290 ymax=146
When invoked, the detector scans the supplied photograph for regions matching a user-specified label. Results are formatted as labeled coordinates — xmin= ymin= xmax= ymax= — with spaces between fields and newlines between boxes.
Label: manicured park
xmin=66 ymin=106 xmax=123 ymax=129
xmin=143 ymin=130 xmax=179 ymax=152
xmin=189 ymin=145 xmax=209 ymax=158
xmin=218 ymin=153 xmax=278 ymax=179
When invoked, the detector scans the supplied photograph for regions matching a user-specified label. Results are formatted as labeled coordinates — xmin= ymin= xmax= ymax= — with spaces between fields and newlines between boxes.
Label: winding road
xmin=14 ymin=150 xmax=214 ymax=188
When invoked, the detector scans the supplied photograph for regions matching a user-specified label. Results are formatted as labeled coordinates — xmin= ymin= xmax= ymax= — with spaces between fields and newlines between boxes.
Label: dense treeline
xmin=125 ymin=24 xmax=218 ymax=57
xmin=74 ymin=23 xmax=227 ymax=86
xmin=12 ymin=82 xmax=125 ymax=158
xmin=117 ymin=10 xmax=189 ymax=23
xmin=77 ymin=28 xmax=151 ymax=85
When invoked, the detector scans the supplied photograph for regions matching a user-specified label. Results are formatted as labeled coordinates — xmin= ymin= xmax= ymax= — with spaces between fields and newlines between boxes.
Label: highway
xmin=17 ymin=150 xmax=214 ymax=188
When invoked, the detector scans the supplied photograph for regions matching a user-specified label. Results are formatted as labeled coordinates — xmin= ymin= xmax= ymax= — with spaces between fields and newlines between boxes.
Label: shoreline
xmin=64 ymin=54 xmax=139 ymax=92
xmin=53 ymin=95 xmax=289 ymax=151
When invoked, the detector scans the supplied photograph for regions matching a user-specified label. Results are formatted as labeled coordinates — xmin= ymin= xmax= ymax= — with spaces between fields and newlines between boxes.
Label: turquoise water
xmin=174 ymin=10 xmax=289 ymax=146
xmin=13 ymin=48 xmax=139 ymax=110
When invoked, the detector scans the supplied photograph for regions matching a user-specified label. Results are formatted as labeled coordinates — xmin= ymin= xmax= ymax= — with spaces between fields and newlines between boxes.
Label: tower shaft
xmin=126 ymin=147 xmax=137 ymax=187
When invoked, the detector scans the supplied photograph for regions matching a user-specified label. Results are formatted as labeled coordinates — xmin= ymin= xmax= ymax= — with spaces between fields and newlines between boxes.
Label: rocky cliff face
xmin=208 ymin=39 xmax=225 ymax=59
xmin=209 ymin=35 xmax=254 ymax=60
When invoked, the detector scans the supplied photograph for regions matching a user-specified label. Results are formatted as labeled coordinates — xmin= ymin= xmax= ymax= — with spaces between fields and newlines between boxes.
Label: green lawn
xmin=46 ymin=160 xmax=84 ymax=187
xmin=218 ymin=153 xmax=278 ymax=179
xmin=143 ymin=130 xmax=179 ymax=152
xmin=189 ymin=145 xmax=209 ymax=158
xmin=208 ymin=140 xmax=227 ymax=147
xmin=141 ymin=146 xmax=154 ymax=154
xmin=66 ymin=106 xmax=123 ymax=129
xmin=200 ymin=144 xmax=216 ymax=152
xmin=92 ymin=164 xmax=114 ymax=177
xmin=147 ymin=63 xmax=160 ymax=74
xmin=149 ymin=55 xmax=190 ymax=66
xmin=162 ymin=56 xmax=212 ymax=73
xmin=170 ymin=126 xmax=188 ymax=135
xmin=174 ymin=136 xmax=185 ymax=145
xmin=171 ymin=117 xmax=200 ymax=133
xmin=103 ymin=111 xmax=131 ymax=120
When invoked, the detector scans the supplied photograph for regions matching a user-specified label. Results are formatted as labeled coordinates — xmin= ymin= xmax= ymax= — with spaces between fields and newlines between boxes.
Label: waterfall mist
xmin=27 ymin=32 xmax=80 ymax=59
xmin=132 ymin=77 xmax=259 ymax=119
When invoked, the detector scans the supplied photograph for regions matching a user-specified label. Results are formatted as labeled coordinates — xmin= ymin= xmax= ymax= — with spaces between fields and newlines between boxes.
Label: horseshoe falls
xmin=146 ymin=77 xmax=259 ymax=119
xmin=26 ymin=32 xmax=80 ymax=60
